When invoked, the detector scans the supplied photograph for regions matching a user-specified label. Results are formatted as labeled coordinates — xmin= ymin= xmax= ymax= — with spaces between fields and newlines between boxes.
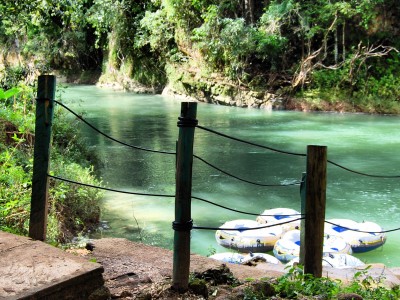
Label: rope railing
xmin=51 ymin=102 xmax=400 ymax=236
xmin=193 ymin=154 xmax=301 ymax=187
xmin=327 ymin=159 xmax=400 ymax=178
xmin=55 ymin=101 xmax=399 ymax=180
xmin=196 ymin=124 xmax=306 ymax=157
xmin=56 ymin=101 xmax=302 ymax=187
xmin=48 ymin=174 xmax=303 ymax=218
xmin=192 ymin=195 xmax=303 ymax=217
xmin=50 ymin=169 xmax=400 ymax=234
xmin=196 ymin=124 xmax=400 ymax=179
xmin=29 ymin=77 xmax=397 ymax=287
xmin=48 ymin=100 xmax=400 ymax=234
xmin=48 ymin=174 xmax=175 ymax=198
xmin=324 ymin=220 xmax=400 ymax=234
xmin=51 ymin=101 xmax=400 ymax=235
xmin=192 ymin=218 xmax=305 ymax=231
xmin=54 ymin=100 xmax=176 ymax=155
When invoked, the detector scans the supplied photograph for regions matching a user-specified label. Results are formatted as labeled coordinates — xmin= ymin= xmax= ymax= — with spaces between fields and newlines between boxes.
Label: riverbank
xmin=78 ymin=237 xmax=400 ymax=299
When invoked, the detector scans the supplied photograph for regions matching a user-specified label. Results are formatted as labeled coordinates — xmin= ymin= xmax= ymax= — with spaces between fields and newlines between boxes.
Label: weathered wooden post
xmin=29 ymin=75 xmax=56 ymax=241
xmin=172 ymin=102 xmax=197 ymax=291
xmin=299 ymin=145 xmax=327 ymax=277
xmin=299 ymin=171 xmax=306 ymax=263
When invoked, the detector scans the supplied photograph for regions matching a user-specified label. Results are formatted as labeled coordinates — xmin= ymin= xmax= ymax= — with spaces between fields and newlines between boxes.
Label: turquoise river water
xmin=63 ymin=85 xmax=400 ymax=267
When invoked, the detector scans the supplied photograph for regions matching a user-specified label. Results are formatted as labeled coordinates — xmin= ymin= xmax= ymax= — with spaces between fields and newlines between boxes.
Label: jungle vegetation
xmin=0 ymin=0 xmax=399 ymax=112
xmin=0 ymin=81 xmax=103 ymax=244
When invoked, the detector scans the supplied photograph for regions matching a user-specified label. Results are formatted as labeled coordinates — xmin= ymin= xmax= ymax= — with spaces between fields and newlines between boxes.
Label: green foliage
xmin=273 ymin=265 xmax=340 ymax=299
xmin=136 ymin=9 xmax=175 ymax=56
xmin=86 ymin=0 xmax=121 ymax=47
xmin=192 ymin=5 xmax=287 ymax=81
xmin=191 ymin=264 xmax=400 ymax=299
xmin=306 ymin=50 xmax=400 ymax=113
xmin=0 ymin=138 xmax=32 ymax=235
xmin=342 ymin=267 xmax=400 ymax=299
xmin=1 ymin=0 xmax=400 ymax=112
xmin=0 ymin=82 xmax=103 ymax=244
xmin=0 ymin=0 xmax=101 ymax=71
xmin=241 ymin=265 xmax=400 ymax=299
xmin=0 ymin=87 xmax=20 ymax=101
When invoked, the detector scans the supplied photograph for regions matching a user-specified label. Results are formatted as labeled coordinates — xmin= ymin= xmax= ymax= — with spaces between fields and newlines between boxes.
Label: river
xmin=62 ymin=85 xmax=400 ymax=267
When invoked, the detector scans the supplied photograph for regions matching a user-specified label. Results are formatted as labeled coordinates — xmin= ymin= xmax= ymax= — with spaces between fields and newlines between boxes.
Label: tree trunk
xmin=342 ymin=21 xmax=346 ymax=61
xmin=244 ymin=0 xmax=255 ymax=24
xmin=334 ymin=27 xmax=338 ymax=64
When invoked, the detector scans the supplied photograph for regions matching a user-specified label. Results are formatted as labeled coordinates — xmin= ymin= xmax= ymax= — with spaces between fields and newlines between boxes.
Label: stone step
xmin=0 ymin=231 xmax=104 ymax=299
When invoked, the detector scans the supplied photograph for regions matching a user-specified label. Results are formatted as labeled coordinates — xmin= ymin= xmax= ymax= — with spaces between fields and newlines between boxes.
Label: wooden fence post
xmin=29 ymin=75 xmax=56 ymax=241
xmin=299 ymin=171 xmax=306 ymax=264
xmin=172 ymin=102 xmax=197 ymax=291
xmin=299 ymin=145 xmax=327 ymax=277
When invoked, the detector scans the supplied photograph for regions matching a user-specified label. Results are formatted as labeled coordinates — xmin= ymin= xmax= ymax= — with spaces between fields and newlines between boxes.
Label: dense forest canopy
xmin=1 ymin=0 xmax=399 ymax=112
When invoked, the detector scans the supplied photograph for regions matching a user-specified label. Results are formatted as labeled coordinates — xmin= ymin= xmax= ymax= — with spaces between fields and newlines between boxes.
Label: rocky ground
xmin=66 ymin=238 xmax=400 ymax=300
xmin=78 ymin=238 xmax=286 ymax=299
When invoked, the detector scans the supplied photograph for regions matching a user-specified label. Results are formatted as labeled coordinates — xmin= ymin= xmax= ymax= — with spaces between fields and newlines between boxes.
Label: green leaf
xmin=0 ymin=87 xmax=21 ymax=100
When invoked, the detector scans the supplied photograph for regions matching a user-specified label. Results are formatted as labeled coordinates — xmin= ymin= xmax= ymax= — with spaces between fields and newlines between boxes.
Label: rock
xmin=213 ymin=287 xmax=241 ymax=300
xmin=337 ymin=293 xmax=363 ymax=300
xmin=88 ymin=286 xmax=111 ymax=300
xmin=120 ymin=290 xmax=134 ymax=298
xmin=189 ymin=278 xmax=208 ymax=298
xmin=86 ymin=242 xmax=95 ymax=251
xmin=251 ymin=280 xmax=276 ymax=297
xmin=193 ymin=264 xmax=239 ymax=286
xmin=136 ymin=291 xmax=152 ymax=300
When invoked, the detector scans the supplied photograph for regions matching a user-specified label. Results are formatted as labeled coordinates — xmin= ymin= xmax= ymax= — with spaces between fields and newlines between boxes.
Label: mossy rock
xmin=189 ymin=278 xmax=208 ymax=298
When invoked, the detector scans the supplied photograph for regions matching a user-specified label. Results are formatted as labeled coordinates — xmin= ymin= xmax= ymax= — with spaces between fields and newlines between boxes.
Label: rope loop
xmin=172 ymin=219 xmax=193 ymax=231
xmin=177 ymin=116 xmax=198 ymax=128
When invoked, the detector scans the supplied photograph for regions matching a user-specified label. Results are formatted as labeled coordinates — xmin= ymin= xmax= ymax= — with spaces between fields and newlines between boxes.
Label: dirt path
xmin=87 ymin=238 xmax=285 ymax=299
xmin=85 ymin=238 xmax=400 ymax=299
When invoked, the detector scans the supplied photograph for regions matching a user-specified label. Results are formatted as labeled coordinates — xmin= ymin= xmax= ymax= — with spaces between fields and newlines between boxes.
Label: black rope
xmin=197 ymin=125 xmax=400 ymax=179
xmin=322 ymin=257 xmax=335 ymax=267
xmin=327 ymin=159 xmax=400 ymax=178
xmin=56 ymin=101 xmax=399 ymax=178
xmin=325 ymin=220 xmax=400 ymax=234
xmin=48 ymin=174 xmax=175 ymax=198
xmin=193 ymin=154 xmax=301 ymax=187
xmin=196 ymin=125 xmax=306 ymax=157
xmin=177 ymin=116 xmax=198 ymax=127
xmin=54 ymin=100 xmax=176 ymax=155
xmin=192 ymin=195 xmax=303 ymax=218
xmin=193 ymin=217 xmax=305 ymax=231
xmin=50 ymin=174 xmax=303 ymax=220
xmin=172 ymin=219 xmax=193 ymax=231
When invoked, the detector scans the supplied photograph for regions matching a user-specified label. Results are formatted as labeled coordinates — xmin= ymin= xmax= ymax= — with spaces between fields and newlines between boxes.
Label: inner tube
xmin=256 ymin=208 xmax=301 ymax=232
xmin=210 ymin=252 xmax=281 ymax=265
xmin=273 ymin=229 xmax=352 ymax=262
xmin=215 ymin=219 xmax=283 ymax=253
xmin=287 ymin=253 xmax=365 ymax=269
xmin=325 ymin=218 xmax=386 ymax=253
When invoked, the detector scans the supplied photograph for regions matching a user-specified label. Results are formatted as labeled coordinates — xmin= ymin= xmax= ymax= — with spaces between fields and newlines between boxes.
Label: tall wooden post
xmin=299 ymin=145 xmax=327 ymax=277
xmin=172 ymin=102 xmax=197 ymax=291
xmin=29 ymin=75 xmax=56 ymax=241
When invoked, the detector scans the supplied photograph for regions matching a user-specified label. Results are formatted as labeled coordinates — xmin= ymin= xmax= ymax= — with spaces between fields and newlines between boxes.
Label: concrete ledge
xmin=0 ymin=231 xmax=104 ymax=299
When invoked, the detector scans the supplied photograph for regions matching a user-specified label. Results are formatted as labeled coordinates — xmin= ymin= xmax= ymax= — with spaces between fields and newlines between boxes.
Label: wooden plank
xmin=172 ymin=102 xmax=197 ymax=291
xmin=300 ymin=145 xmax=327 ymax=277
xmin=29 ymin=75 xmax=56 ymax=241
